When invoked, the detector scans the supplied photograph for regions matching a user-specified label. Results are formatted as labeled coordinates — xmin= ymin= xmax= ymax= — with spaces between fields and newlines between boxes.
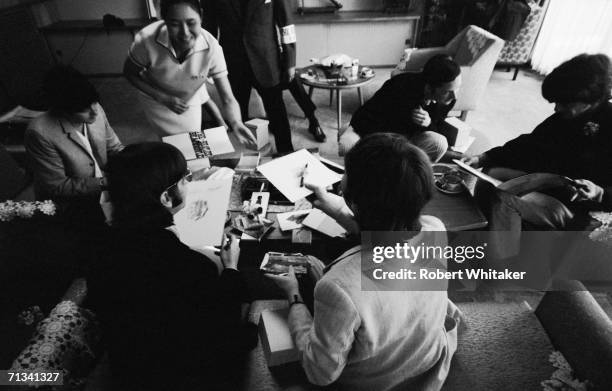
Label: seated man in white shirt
xmin=267 ymin=133 xmax=460 ymax=391
xmin=25 ymin=66 xmax=123 ymax=204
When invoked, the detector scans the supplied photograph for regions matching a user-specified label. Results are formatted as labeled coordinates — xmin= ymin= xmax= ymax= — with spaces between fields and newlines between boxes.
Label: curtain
xmin=531 ymin=0 xmax=612 ymax=74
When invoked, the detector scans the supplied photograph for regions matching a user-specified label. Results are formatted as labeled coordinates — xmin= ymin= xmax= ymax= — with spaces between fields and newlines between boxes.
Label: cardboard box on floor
xmin=245 ymin=118 xmax=270 ymax=150
xmin=259 ymin=308 xmax=299 ymax=366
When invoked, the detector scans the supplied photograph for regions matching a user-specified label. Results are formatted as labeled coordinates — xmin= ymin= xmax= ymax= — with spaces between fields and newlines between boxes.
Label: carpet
xmin=245 ymin=300 xmax=555 ymax=391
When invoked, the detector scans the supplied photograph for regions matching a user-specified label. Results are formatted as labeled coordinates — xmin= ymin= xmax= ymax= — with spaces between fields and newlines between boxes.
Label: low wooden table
xmin=298 ymin=65 xmax=375 ymax=130
xmin=212 ymin=153 xmax=488 ymax=237
xmin=424 ymin=188 xmax=488 ymax=231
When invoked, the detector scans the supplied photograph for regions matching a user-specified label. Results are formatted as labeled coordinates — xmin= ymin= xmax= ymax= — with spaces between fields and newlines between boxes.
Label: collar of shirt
xmin=156 ymin=24 xmax=208 ymax=60
xmin=323 ymin=245 xmax=362 ymax=274
xmin=71 ymin=123 xmax=103 ymax=178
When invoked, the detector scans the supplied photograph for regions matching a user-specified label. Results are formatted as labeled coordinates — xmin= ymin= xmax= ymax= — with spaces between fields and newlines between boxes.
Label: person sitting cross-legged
xmin=338 ymin=54 xmax=461 ymax=162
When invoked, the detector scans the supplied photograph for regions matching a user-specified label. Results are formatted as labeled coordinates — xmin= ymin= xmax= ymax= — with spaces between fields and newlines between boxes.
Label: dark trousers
xmin=287 ymin=77 xmax=316 ymax=119
xmin=228 ymin=64 xmax=294 ymax=153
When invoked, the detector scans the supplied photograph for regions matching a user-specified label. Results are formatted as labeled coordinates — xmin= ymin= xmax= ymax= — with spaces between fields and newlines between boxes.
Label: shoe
xmin=308 ymin=120 xmax=326 ymax=142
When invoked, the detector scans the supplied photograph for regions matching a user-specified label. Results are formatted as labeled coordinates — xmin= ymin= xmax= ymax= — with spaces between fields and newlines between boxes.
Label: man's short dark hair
xmin=160 ymin=0 xmax=201 ymax=19
xmin=343 ymin=133 xmax=434 ymax=231
xmin=542 ymin=53 xmax=612 ymax=104
xmin=422 ymin=55 xmax=461 ymax=88
xmin=43 ymin=65 xmax=99 ymax=115
xmin=106 ymin=142 xmax=188 ymax=228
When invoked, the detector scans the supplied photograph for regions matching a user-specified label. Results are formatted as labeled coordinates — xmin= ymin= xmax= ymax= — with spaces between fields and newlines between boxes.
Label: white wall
xmin=0 ymin=0 xmax=46 ymax=10
xmin=52 ymin=0 xmax=146 ymax=20
xmin=295 ymin=0 xmax=382 ymax=12
xmin=40 ymin=0 xmax=423 ymax=74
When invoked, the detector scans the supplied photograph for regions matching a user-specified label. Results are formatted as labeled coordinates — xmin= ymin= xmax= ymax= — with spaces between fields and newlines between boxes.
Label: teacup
xmin=437 ymin=173 xmax=463 ymax=192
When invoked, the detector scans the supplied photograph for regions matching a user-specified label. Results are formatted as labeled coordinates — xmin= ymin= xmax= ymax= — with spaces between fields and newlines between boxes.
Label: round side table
xmin=298 ymin=65 xmax=375 ymax=131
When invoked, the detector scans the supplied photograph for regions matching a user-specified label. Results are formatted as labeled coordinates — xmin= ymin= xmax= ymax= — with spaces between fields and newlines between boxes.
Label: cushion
xmin=11 ymin=300 xmax=101 ymax=389
xmin=455 ymin=28 xmax=493 ymax=66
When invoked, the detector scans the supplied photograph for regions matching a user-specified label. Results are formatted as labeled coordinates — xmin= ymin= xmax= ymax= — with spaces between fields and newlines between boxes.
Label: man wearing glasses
xmin=89 ymin=142 xmax=255 ymax=390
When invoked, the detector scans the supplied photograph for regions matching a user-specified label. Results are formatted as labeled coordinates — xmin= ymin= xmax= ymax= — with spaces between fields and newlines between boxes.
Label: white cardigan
xmin=288 ymin=215 xmax=461 ymax=391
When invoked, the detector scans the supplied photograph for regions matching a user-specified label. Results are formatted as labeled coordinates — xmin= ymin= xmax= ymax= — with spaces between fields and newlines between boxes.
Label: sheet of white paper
xmin=450 ymin=136 xmax=475 ymax=154
xmin=277 ymin=209 xmax=312 ymax=231
xmin=162 ymin=133 xmax=197 ymax=160
xmin=173 ymin=175 xmax=233 ymax=248
xmin=257 ymin=149 xmax=342 ymax=202
xmin=301 ymin=209 xmax=347 ymax=238
xmin=204 ymin=126 xmax=235 ymax=155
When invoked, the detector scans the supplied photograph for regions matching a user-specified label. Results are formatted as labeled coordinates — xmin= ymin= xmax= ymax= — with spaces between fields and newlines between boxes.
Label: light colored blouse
xmin=129 ymin=20 xmax=228 ymax=105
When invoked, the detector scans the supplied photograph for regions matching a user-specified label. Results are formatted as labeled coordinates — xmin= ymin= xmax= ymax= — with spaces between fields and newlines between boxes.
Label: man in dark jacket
xmin=339 ymin=55 xmax=461 ymax=161
xmin=201 ymin=0 xmax=297 ymax=152
xmin=464 ymin=54 xmax=612 ymax=213
xmin=463 ymin=54 xmax=612 ymax=241
xmin=88 ymin=142 xmax=255 ymax=390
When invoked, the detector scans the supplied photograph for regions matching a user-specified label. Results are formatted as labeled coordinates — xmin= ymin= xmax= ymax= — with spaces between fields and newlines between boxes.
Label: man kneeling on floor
xmin=339 ymin=54 xmax=461 ymax=162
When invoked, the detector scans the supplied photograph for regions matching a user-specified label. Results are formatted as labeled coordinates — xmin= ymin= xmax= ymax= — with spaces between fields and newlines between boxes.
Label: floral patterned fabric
xmin=498 ymin=1 xmax=546 ymax=64
xmin=466 ymin=28 xmax=490 ymax=62
xmin=11 ymin=300 xmax=101 ymax=390
xmin=0 ymin=200 xmax=56 ymax=222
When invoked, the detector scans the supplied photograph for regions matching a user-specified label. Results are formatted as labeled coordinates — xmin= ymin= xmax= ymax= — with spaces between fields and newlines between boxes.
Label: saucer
xmin=435 ymin=179 xmax=465 ymax=195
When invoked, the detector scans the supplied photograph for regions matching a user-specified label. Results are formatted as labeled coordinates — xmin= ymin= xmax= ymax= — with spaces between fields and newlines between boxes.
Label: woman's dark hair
xmin=542 ymin=53 xmax=612 ymax=104
xmin=43 ymin=65 xmax=99 ymax=115
xmin=160 ymin=0 xmax=201 ymax=19
xmin=106 ymin=142 xmax=187 ymax=229
xmin=343 ymin=133 xmax=434 ymax=231
xmin=422 ymin=54 xmax=461 ymax=88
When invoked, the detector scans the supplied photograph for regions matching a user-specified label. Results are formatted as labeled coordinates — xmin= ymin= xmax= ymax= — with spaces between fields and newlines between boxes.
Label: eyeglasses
xmin=163 ymin=169 xmax=193 ymax=194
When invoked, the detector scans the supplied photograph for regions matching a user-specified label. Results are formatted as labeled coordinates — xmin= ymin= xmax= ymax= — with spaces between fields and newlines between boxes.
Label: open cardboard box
xmin=259 ymin=308 xmax=299 ymax=367
xmin=245 ymin=118 xmax=270 ymax=150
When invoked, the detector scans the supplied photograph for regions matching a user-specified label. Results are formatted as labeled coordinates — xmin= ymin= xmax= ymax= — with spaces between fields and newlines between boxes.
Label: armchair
xmin=392 ymin=25 xmax=504 ymax=120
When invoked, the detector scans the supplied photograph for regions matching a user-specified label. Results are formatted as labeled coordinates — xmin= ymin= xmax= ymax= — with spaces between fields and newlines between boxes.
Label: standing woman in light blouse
xmin=124 ymin=0 xmax=256 ymax=147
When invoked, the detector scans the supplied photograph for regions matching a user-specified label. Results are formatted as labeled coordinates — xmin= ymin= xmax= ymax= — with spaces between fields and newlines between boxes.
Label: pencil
xmin=300 ymin=163 xmax=309 ymax=187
